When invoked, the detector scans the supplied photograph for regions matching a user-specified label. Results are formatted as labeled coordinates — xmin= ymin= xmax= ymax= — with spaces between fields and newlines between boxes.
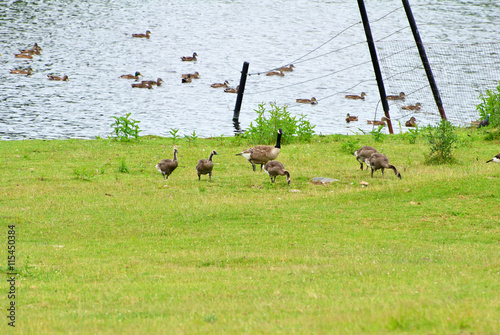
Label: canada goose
xmin=224 ymin=86 xmax=239 ymax=93
xmin=367 ymin=117 xmax=389 ymax=125
xmin=181 ymin=52 xmax=198 ymax=61
xmin=14 ymin=53 xmax=33 ymax=59
xmin=19 ymin=43 xmax=41 ymax=54
xmin=345 ymin=92 xmax=367 ymax=100
xmin=181 ymin=71 xmax=200 ymax=79
xmin=387 ymin=92 xmax=406 ymax=100
xmin=211 ymin=80 xmax=229 ymax=88
xmin=10 ymin=67 xmax=32 ymax=75
xmin=365 ymin=153 xmax=401 ymax=179
xmin=47 ymin=75 xmax=69 ymax=81
xmin=405 ymin=117 xmax=417 ymax=127
xmin=236 ymin=128 xmax=283 ymax=171
xmin=478 ymin=114 xmax=490 ymax=128
xmin=132 ymin=30 xmax=151 ymax=38
xmin=266 ymin=70 xmax=285 ymax=76
xmin=277 ymin=64 xmax=294 ymax=72
xmin=120 ymin=71 xmax=142 ymax=80
xmin=141 ymin=78 xmax=163 ymax=86
xmin=346 ymin=113 xmax=358 ymax=122
xmin=354 ymin=146 xmax=378 ymax=170
xmin=486 ymin=152 xmax=500 ymax=164
xmin=296 ymin=97 xmax=317 ymax=104
xmin=132 ymin=83 xmax=152 ymax=89
xmin=263 ymin=161 xmax=291 ymax=186
xmin=155 ymin=148 xmax=178 ymax=180
xmin=196 ymin=150 xmax=218 ymax=181
xmin=402 ymin=102 xmax=422 ymax=110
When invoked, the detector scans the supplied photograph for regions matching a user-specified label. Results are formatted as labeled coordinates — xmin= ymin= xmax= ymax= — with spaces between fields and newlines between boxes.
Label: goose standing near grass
xmin=365 ymin=153 xmax=402 ymax=179
xmin=486 ymin=152 xmax=500 ymax=164
xmin=296 ymin=97 xmax=317 ymax=104
xmin=236 ymin=128 xmax=283 ymax=171
xmin=263 ymin=161 xmax=291 ymax=186
xmin=211 ymin=80 xmax=229 ymax=88
xmin=141 ymin=78 xmax=163 ymax=86
xmin=387 ymin=92 xmax=406 ymax=100
xmin=181 ymin=52 xmax=198 ymax=61
xmin=132 ymin=30 xmax=151 ymax=38
xmin=120 ymin=71 xmax=142 ymax=80
xmin=196 ymin=150 xmax=218 ymax=181
xmin=156 ymin=148 xmax=178 ymax=180
xmin=345 ymin=92 xmax=367 ymax=100
xmin=354 ymin=146 xmax=378 ymax=170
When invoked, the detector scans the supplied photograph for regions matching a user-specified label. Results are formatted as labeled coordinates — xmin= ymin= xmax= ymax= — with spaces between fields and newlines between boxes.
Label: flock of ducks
xmin=10 ymin=43 xmax=69 ymax=81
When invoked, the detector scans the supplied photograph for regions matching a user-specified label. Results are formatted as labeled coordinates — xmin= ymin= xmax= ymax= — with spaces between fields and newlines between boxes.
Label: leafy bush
xmin=424 ymin=119 xmax=457 ymax=164
xmin=340 ymin=137 xmax=360 ymax=155
xmin=476 ymin=81 xmax=500 ymax=139
xmin=110 ymin=113 xmax=141 ymax=141
xmin=243 ymin=103 xmax=315 ymax=144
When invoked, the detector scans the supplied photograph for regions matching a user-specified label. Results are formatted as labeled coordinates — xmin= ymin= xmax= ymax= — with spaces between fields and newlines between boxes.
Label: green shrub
xmin=424 ymin=119 xmax=457 ymax=165
xmin=110 ymin=113 xmax=141 ymax=141
xmin=476 ymin=81 xmax=500 ymax=139
xmin=340 ymin=137 xmax=360 ymax=155
xmin=243 ymin=103 xmax=315 ymax=144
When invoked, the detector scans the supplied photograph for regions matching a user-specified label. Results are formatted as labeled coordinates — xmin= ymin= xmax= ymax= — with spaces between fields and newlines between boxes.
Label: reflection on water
xmin=1 ymin=0 xmax=499 ymax=140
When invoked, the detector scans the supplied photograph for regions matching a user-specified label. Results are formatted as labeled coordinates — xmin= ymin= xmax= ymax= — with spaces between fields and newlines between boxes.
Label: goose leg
xmin=370 ymin=168 xmax=374 ymax=178
xmin=209 ymin=172 xmax=212 ymax=182
xmin=382 ymin=168 xmax=385 ymax=178
xmin=249 ymin=161 xmax=256 ymax=171
xmin=198 ymin=173 xmax=201 ymax=181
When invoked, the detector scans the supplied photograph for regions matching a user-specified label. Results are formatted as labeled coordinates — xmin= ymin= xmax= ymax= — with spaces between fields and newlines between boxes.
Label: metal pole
xmin=357 ymin=0 xmax=394 ymax=134
xmin=232 ymin=61 xmax=249 ymax=122
xmin=402 ymin=0 xmax=446 ymax=120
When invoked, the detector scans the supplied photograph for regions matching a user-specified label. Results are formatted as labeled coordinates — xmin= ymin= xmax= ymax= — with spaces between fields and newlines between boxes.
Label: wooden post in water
xmin=357 ymin=0 xmax=394 ymax=134
xmin=232 ymin=61 xmax=249 ymax=122
xmin=402 ymin=0 xmax=446 ymax=120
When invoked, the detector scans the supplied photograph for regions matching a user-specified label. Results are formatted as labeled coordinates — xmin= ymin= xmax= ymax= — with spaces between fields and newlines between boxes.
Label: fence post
xmin=232 ymin=61 xmax=249 ymax=122
xmin=402 ymin=0 xmax=446 ymax=120
xmin=357 ymin=0 xmax=394 ymax=134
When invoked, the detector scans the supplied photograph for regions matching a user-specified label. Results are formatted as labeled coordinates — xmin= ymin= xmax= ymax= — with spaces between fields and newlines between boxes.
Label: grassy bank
xmin=1 ymin=131 xmax=499 ymax=334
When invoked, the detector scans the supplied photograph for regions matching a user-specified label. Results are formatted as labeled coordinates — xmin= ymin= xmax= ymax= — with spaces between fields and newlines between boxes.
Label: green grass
xmin=0 ymin=130 xmax=499 ymax=334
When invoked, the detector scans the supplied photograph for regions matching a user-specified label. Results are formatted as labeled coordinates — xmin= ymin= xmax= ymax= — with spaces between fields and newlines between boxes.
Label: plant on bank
xmin=243 ymin=103 xmax=315 ymax=144
xmin=476 ymin=81 xmax=500 ymax=139
xmin=110 ymin=113 xmax=141 ymax=141
xmin=424 ymin=119 xmax=457 ymax=164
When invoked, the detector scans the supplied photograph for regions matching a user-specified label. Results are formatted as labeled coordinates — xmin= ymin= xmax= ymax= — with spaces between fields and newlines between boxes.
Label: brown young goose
xmin=263 ymin=161 xmax=291 ymax=186
xmin=181 ymin=52 xmax=198 ymax=61
xmin=155 ymin=148 xmax=178 ymax=180
xmin=405 ymin=116 xmax=417 ymax=127
xmin=120 ymin=71 xmax=142 ymax=80
xmin=211 ymin=80 xmax=229 ymax=88
xmin=132 ymin=30 xmax=151 ymax=38
xmin=354 ymin=146 xmax=378 ymax=170
xmin=345 ymin=92 xmax=367 ymax=100
xmin=387 ymin=92 xmax=406 ymax=100
xmin=236 ymin=128 xmax=283 ymax=171
xmin=365 ymin=153 xmax=401 ymax=179
xmin=196 ymin=150 xmax=218 ymax=181
xmin=346 ymin=113 xmax=358 ymax=122
xmin=486 ymin=153 xmax=500 ymax=164
xmin=296 ymin=97 xmax=317 ymax=104
xmin=141 ymin=78 xmax=163 ymax=86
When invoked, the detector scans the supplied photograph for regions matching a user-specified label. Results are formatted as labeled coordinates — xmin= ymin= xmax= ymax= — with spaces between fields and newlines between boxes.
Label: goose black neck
xmin=209 ymin=153 xmax=214 ymax=161
xmin=275 ymin=130 xmax=283 ymax=149
xmin=173 ymin=150 xmax=177 ymax=160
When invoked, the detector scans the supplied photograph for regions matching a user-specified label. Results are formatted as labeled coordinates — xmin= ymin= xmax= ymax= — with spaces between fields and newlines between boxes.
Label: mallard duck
xmin=142 ymin=78 xmax=163 ymax=86
xmin=345 ymin=92 xmax=367 ymax=100
xmin=346 ymin=113 xmax=358 ymax=122
xmin=402 ymin=102 xmax=422 ymax=110
xmin=277 ymin=64 xmax=294 ymax=72
xmin=296 ymin=97 xmax=317 ymax=104
xmin=181 ymin=52 xmax=198 ymax=61
xmin=47 ymin=75 xmax=69 ymax=81
xmin=132 ymin=30 xmax=151 ymax=38
xmin=405 ymin=117 xmax=417 ymax=127
xmin=182 ymin=77 xmax=192 ymax=83
xmin=224 ymin=86 xmax=239 ymax=93
xmin=387 ymin=92 xmax=406 ymax=100
xmin=120 ymin=71 xmax=142 ymax=80
xmin=132 ymin=83 xmax=152 ymax=89
xmin=367 ymin=117 xmax=389 ymax=125
xmin=266 ymin=70 xmax=285 ymax=76
xmin=14 ymin=53 xmax=33 ymax=59
xmin=10 ymin=67 xmax=33 ymax=75
xmin=181 ymin=71 xmax=200 ymax=79
xmin=19 ymin=43 xmax=41 ymax=55
xmin=211 ymin=80 xmax=229 ymax=88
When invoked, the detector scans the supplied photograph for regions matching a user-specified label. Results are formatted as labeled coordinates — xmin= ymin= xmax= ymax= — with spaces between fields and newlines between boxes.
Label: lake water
xmin=1 ymin=0 xmax=499 ymax=140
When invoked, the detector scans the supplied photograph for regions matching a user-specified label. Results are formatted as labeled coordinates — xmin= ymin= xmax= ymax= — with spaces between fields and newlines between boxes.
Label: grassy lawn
xmin=0 ymin=130 xmax=499 ymax=334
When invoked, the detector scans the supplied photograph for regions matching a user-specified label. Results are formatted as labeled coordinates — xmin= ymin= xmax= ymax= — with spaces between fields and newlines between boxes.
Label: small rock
xmin=289 ymin=189 xmax=301 ymax=193
xmin=312 ymin=177 xmax=339 ymax=184
xmin=360 ymin=181 xmax=369 ymax=187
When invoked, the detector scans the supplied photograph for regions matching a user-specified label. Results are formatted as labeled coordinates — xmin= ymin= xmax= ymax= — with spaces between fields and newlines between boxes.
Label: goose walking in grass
xmin=354 ymin=146 xmax=378 ymax=170
xmin=47 ymin=75 xmax=69 ymax=81
xmin=211 ymin=80 xmax=229 ymax=88
xmin=264 ymin=161 xmax=291 ymax=186
xmin=120 ymin=71 xmax=142 ymax=80
xmin=181 ymin=52 xmax=198 ymax=61
xmin=365 ymin=153 xmax=401 ymax=179
xmin=156 ymin=148 xmax=178 ymax=180
xmin=387 ymin=92 xmax=406 ymax=100
xmin=236 ymin=128 xmax=283 ymax=171
xmin=132 ymin=30 xmax=151 ymax=38
xmin=346 ymin=113 xmax=358 ymax=122
xmin=141 ymin=78 xmax=163 ymax=86
xmin=296 ymin=97 xmax=317 ymax=104
xmin=345 ymin=92 xmax=367 ymax=100
xmin=486 ymin=152 xmax=500 ymax=164
xmin=196 ymin=150 xmax=218 ymax=181
xmin=405 ymin=116 xmax=417 ymax=127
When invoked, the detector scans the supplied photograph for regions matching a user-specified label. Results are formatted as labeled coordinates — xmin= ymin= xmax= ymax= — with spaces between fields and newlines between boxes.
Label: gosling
xmin=263 ymin=161 xmax=291 ymax=186
xmin=365 ymin=153 xmax=402 ymax=179
xmin=155 ymin=148 xmax=178 ymax=180
xmin=196 ymin=150 xmax=218 ymax=181
xmin=354 ymin=146 xmax=378 ymax=170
